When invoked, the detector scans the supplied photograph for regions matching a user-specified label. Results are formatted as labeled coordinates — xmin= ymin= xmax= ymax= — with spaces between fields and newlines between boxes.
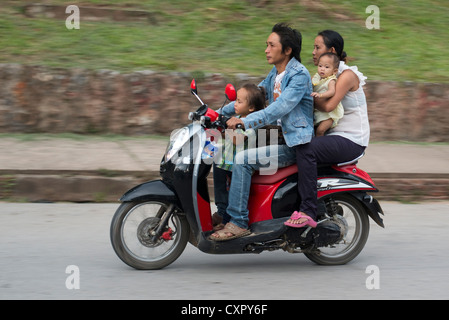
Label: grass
xmin=0 ymin=0 xmax=448 ymax=82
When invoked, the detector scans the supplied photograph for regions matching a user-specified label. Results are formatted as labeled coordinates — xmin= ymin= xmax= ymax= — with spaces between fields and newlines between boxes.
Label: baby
xmin=311 ymin=52 xmax=344 ymax=136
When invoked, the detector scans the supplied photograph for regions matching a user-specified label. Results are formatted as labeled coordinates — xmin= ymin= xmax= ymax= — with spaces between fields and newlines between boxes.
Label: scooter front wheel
xmin=110 ymin=200 xmax=189 ymax=270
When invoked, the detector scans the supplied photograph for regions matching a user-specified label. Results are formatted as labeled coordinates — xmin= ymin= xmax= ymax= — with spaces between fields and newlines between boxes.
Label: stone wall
xmin=1 ymin=63 xmax=448 ymax=141
xmin=365 ymin=81 xmax=449 ymax=142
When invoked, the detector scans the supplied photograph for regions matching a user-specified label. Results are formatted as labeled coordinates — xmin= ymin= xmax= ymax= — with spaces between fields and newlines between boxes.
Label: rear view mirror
xmin=190 ymin=79 xmax=205 ymax=105
xmin=190 ymin=79 xmax=197 ymax=94
xmin=225 ymin=83 xmax=236 ymax=101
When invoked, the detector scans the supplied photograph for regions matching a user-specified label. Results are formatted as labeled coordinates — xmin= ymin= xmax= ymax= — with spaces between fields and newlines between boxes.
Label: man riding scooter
xmin=210 ymin=23 xmax=314 ymax=241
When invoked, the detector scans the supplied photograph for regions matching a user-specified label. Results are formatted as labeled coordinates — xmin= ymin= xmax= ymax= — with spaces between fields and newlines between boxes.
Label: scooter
xmin=110 ymin=80 xmax=384 ymax=270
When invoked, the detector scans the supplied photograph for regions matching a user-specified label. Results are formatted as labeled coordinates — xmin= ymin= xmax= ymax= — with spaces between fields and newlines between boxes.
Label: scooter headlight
xmin=165 ymin=127 xmax=190 ymax=162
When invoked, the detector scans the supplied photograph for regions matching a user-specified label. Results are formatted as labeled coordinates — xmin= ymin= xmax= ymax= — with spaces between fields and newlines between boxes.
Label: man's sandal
xmin=284 ymin=211 xmax=317 ymax=228
xmin=209 ymin=222 xmax=250 ymax=241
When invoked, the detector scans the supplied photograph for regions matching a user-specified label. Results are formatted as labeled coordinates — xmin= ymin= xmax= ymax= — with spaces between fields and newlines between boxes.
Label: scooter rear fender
xmin=352 ymin=192 xmax=384 ymax=228
xmin=119 ymin=180 xmax=180 ymax=206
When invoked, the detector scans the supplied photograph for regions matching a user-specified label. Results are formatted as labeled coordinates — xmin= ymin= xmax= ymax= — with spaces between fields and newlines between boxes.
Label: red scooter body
xmin=195 ymin=106 xmax=381 ymax=232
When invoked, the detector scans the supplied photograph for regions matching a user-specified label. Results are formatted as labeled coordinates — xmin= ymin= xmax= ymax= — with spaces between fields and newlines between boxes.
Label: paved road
xmin=1 ymin=201 xmax=449 ymax=300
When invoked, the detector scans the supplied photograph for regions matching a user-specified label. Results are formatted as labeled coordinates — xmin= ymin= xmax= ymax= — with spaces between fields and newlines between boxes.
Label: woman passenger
xmin=285 ymin=30 xmax=370 ymax=228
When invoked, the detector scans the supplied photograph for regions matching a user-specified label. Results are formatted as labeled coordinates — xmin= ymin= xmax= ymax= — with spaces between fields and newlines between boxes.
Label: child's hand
xmin=311 ymin=92 xmax=321 ymax=98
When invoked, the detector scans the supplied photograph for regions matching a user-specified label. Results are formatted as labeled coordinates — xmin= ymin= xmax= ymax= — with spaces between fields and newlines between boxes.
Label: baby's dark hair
xmin=242 ymin=83 xmax=266 ymax=112
xmin=319 ymin=52 xmax=340 ymax=70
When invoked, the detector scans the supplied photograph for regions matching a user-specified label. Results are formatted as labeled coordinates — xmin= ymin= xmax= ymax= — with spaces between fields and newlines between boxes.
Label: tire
xmin=304 ymin=194 xmax=370 ymax=265
xmin=110 ymin=200 xmax=189 ymax=270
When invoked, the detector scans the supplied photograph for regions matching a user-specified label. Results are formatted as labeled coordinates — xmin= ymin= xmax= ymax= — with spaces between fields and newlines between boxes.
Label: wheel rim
xmin=317 ymin=198 xmax=364 ymax=259
xmin=120 ymin=201 xmax=182 ymax=262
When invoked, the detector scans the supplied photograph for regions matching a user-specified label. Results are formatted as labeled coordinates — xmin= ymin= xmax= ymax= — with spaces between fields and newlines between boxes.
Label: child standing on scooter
xmin=212 ymin=84 xmax=266 ymax=231
xmin=311 ymin=52 xmax=344 ymax=136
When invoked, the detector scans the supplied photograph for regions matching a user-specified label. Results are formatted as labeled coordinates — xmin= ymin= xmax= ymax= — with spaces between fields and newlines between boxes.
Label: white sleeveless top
xmin=327 ymin=62 xmax=370 ymax=147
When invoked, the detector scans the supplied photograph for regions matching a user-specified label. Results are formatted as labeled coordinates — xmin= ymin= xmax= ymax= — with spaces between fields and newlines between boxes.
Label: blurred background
xmin=1 ymin=0 xmax=448 ymax=81
xmin=0 ymin=0 xmax=448 ymax=201
xmin=1 ymin=0 xmax=448 ymax=136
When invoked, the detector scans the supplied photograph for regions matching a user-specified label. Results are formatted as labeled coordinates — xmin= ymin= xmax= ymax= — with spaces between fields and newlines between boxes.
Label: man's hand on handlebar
xmin=226 ymin=117 xmax=245 ymax=130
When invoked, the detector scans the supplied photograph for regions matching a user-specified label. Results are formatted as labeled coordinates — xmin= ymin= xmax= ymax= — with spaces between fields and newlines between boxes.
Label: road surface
xmin=1 ymin=201 xmax=448 ymax=300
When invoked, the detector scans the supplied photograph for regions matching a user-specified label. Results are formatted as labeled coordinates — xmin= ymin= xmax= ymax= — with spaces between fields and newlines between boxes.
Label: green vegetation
xmin=0 ymin=0 xmax=448 ymax=82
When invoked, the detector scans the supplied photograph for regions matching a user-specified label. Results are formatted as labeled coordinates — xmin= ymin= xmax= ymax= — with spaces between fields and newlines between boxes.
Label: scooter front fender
xmin=119 ymin=180 xmax=180 ymax=206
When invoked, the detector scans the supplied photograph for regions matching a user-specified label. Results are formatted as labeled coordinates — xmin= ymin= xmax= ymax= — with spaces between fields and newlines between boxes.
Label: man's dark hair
xmin=272 ymin=23 xmax=302 ymax=62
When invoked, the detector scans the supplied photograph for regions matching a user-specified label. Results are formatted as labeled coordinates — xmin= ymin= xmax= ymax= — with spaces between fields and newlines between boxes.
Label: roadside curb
xmin=0 ymin=170 xmax=158 ymax=203
xmin=1 ymin=170 xmax=448 ymax=203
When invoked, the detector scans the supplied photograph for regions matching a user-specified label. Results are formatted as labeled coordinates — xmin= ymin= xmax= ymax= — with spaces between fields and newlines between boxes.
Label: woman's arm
xmin=314 ymin=70 xmax=359 ymax=113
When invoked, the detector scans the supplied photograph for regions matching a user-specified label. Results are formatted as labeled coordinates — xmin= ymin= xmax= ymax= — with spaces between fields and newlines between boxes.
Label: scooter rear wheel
xmin=304 ymin=194 xmax=370 ymax=265
xmin=110 ymin=200 xmax=189 ymax=270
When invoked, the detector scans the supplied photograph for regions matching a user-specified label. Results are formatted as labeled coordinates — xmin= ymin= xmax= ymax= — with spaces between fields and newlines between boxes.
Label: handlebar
xmin=212 ymin=115 xmax=245 ymax=131
xmin=189 ymin=106 xmax=245 ymax=131
xmin=188 ymin=104 xmax=208 ymax=121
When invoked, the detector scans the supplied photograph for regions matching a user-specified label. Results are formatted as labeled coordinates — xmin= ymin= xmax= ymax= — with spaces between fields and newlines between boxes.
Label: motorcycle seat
xmin=252 ymin=164 xmax=297 ymax=184
xmin=335 ymin=152 xmax=365 ymax=167
xmin=251 ymin=152 xmax=365 ymax=185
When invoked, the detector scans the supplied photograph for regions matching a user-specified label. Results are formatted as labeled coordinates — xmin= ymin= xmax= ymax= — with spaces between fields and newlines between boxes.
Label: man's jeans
xmin=226 ymin=144 xmax=296 ymax=229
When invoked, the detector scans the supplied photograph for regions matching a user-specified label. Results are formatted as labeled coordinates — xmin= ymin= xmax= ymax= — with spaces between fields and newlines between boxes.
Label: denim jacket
xmin=221 ymin=58 xmax=314 ymax=147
